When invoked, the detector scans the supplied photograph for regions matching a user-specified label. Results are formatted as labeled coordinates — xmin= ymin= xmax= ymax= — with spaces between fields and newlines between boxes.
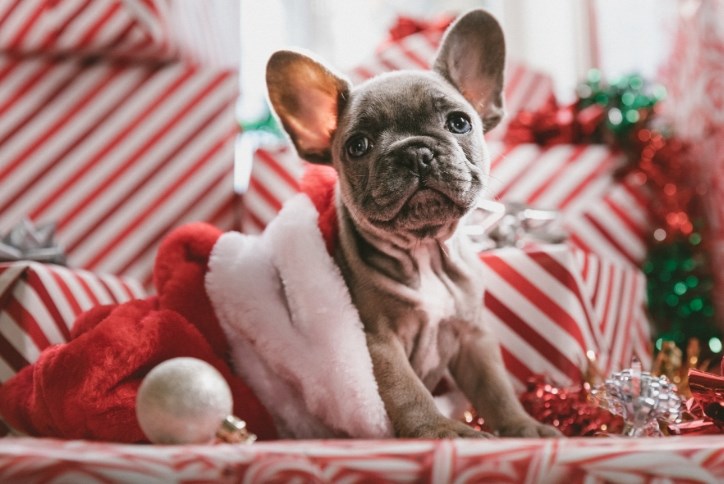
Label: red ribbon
xmin=671 ymin=361 xmax=724 ymax=435
xmin=503 ymin=103 xmax=605 ymax=146
xmin=387 ymin=15 xmax=454 ymax=42
xmin=518 ymin=376 xmax=623 ymax=437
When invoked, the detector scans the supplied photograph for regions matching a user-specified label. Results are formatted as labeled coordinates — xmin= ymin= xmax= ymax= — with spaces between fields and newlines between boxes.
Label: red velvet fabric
xmin=300 ymin=164 xmax=339 ymax=255
xmin=0 ymin=223 xmax=277 ymax=442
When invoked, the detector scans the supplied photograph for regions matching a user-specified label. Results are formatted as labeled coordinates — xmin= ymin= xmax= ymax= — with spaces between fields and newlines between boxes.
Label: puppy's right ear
xmin=266 ymin=50 xmax=350 ymax=164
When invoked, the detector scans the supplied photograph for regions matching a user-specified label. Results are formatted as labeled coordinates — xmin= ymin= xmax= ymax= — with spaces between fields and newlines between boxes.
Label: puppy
xmin=266 ymin=9 xmax=559 ymax=439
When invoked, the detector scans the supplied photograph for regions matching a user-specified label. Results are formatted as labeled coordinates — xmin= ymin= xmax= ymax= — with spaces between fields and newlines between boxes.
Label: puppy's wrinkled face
xmin=267 ymin=9 xmax=505 ymax=245
xmin=333 ymin=72 xmax=489 ymax=240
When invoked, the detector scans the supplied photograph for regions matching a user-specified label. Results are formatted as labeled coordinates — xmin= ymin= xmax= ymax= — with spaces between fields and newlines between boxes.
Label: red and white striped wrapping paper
xmin=0 ymin=0 xmax=174 ymax=60
xmin=243 ymin=142 xmax=652 ymax=268
xmin=481 ymin=244 xmax=650 ymax=391
xmin=0 ymin=261 xmax=145 ymax=435
xmin=0 ymin=0 xmax=239 ymax=66
xmin=347 ymin=27 xmax=556 ymax=142
xmin=0 ymin=54 xmax=240 ymax=289
xmin=0 ymin=436 xmax=722 ymax=482
xmin=486 ymin=142 xmax=651 ymax=267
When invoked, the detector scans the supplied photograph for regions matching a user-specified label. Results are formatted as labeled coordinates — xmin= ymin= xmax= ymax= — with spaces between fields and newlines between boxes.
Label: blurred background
xmin=239 ymin=0 xmax=678 ymax=122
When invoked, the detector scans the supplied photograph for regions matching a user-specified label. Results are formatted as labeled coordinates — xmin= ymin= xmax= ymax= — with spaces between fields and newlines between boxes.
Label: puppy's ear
xmin=266 ymin=50 xmax=350 ymax=164
xmin=433 ymin=9 xmax=506 ymax=132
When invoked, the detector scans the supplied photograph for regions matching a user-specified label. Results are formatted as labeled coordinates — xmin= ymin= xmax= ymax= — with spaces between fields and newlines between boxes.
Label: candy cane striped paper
xmin=481 ymin=244 xmax=650 ymax=391
xmin=0 ymin=261 xmax=145 ymax=384
xmin=0 ymin=436 xmax=722 ymax=482
xmin=0 ymin=0 xmax=174 ymax=60
xmin=487 ymin=142 xmax=651 ymax=266
xmin=347 ymin=28 xmax=556 ymax=141
xmin=242 ymin=143 xmax=303 ymax=234
xmin=0 ymin=54 xmax=239 ymax=288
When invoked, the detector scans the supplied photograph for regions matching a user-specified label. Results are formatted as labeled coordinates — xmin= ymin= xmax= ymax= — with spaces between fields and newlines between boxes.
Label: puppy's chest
xmin=398 ymin=247 xmax=478 ymax=382
xmin=414 ymin=250 xmax=457 ymax=322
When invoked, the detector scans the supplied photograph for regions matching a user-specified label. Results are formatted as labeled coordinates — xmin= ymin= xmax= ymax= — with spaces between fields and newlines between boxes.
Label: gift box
xmin=486 ymin=142 xmax=651 ymax=267
xmin=0 ymin=0 xmax=238 ymax=65
xmin=0 ymin=0 xmax=173 ymax=60
xmin=480 ymin=243 xmax=651 ymax=391
xmin=0 ymin=260 xmax=145 ymax=435
xmin=0 ymin=1 xmax=240 ymax=289
xmin=1 ymin=435 xmax=723 ymax=482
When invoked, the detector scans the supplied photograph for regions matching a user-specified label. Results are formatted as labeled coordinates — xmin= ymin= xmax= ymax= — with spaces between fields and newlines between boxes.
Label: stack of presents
xmin=0 ymin=1 xmax=722 ymax=482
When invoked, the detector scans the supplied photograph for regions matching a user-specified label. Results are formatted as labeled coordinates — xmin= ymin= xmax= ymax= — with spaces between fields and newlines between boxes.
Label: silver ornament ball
xmin=136 ymin=357 xmax=233 ymax=444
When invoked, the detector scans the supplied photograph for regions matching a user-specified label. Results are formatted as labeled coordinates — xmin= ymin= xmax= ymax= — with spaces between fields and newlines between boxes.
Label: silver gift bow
xmin=0 ymin=218 xmax=66 ymax=265
xmin=593 ymin=357 xmax=683 ymax=437
xmin=464 ymin=199 xmax=567 ymax=250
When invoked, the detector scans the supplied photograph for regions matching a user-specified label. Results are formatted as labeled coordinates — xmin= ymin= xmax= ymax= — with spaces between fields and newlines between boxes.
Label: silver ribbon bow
xmin=464 ymin=199 xmax=567 ymax=250
xmin=593 ymin=357 xmax=683 ymax=437
xmin=0 ymin=218 xmax=66 ymax=265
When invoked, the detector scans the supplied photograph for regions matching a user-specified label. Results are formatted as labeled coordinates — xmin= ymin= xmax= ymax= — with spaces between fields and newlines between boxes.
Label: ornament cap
xmin=217 ymin=415 xmax=257 ymax=444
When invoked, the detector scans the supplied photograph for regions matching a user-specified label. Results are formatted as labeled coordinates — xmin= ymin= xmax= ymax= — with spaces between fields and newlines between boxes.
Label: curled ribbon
xmin=671 ymin=361 xmax=724 ymax=435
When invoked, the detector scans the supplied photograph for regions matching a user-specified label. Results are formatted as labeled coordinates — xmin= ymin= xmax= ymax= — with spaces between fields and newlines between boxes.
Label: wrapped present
xmin=0 ymin=260 xmax=145 ymax=435
xmin=0 ymin=54 xmax=239 ymax=287
xmin=486 ymin=141 xmax=651 ymax=266
xmin=0 ymin=0 xmax=173 ymax=59
xmin=479 ymin=243 xmax=651 ymax=391
xmin=0 ymin=1 xmax=240 ymax=288
xmin=2 ymin=435 xmax=724 ymax=481
xmin=0 ymin=0 xmax=238 ymax=65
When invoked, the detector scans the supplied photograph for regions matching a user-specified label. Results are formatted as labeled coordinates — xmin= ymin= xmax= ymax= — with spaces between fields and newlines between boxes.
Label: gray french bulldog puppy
xmin=266 ymin=9 xmax=559 ymax=439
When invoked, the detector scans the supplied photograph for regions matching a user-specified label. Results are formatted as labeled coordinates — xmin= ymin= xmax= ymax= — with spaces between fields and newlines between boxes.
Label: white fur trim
xmin=206 ymin=194 xmax=393 ymax=438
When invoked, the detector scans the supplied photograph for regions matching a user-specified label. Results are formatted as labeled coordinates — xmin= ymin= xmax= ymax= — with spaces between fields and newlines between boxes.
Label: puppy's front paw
xmin=408 ymin=419 xmax=493 ymax=439
xmin=497 ymin=419 xmax=562 ymax=438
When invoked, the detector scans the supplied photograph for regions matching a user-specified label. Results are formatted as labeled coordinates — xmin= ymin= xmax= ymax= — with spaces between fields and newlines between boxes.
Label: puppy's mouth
xmin=367 ymin=185 xmax=469 ymax=237
xmin=402 ymin=188 xmax=455 ymax=220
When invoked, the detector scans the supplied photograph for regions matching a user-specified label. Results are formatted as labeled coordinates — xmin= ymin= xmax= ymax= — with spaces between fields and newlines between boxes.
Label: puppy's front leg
xmin=451 ymin=327 xmax=561 ymax=437
xmin=366 ymin=328 xmax=489 ymax=439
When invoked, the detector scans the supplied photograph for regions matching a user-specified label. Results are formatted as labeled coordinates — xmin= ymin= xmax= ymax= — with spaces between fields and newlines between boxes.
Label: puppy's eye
xmin=346 ymin=136 xmax=372 ymax=158
xmin=446 ymin=112 xmax=472 ymax=134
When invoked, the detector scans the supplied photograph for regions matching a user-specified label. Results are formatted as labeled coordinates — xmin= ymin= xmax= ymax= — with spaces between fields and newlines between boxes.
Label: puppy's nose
xmin=401 ymin=145 xmax=435 ymax=174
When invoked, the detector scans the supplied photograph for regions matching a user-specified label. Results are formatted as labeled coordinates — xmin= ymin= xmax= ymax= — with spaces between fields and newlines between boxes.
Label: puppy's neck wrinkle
xmin=337 ymin=201 xmax=449 ymax=288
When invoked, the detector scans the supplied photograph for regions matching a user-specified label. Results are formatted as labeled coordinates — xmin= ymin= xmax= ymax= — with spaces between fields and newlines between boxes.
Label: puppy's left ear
xmin=267 ymin=50 xmax=350 ymax=164
xmin=433 ymin=9 xmax=506 ymax=132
